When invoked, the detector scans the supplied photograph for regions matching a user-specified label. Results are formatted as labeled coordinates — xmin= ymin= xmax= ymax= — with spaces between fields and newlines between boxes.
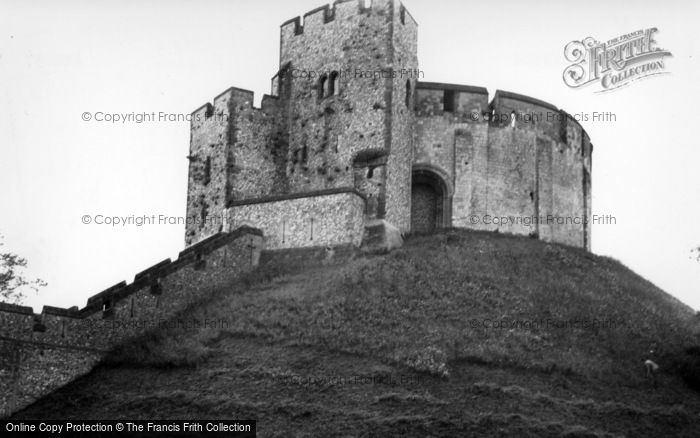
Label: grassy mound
xmin=12 ymin=229 xmax=700 ymax=436
xmin=110 ymin=229 xmax=696 ymax=382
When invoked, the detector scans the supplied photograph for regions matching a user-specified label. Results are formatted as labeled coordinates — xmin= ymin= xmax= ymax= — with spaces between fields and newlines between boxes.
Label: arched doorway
xmin=411 ymin=167 xmax=451 ymax=233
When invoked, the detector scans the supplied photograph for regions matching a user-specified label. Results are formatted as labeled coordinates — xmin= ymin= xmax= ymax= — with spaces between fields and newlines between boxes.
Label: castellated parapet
xmin=185 ymin=0 xmax=592 ymax=251
xmin=0 ymin=227 xmax=263 ymax=417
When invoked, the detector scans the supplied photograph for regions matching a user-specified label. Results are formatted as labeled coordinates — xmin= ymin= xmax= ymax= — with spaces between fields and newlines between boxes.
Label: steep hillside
xmin=10 ymin=230 xmax=700 ymax=437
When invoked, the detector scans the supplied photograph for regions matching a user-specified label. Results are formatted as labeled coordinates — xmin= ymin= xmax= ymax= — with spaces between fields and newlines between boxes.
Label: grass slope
xmin=11 ymin=229 xmax=700 ymax=437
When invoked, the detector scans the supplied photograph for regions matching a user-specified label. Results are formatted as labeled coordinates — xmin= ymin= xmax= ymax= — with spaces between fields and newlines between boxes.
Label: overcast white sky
xmin=1 ymin=0 xmax=699 ymax=311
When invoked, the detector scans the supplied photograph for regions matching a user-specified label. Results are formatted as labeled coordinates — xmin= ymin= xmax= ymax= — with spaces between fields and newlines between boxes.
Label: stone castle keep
xmin=1 ymin=0 xmax=592 ymax=417
xmin=186 ymin=0 xmax=592 ymax=251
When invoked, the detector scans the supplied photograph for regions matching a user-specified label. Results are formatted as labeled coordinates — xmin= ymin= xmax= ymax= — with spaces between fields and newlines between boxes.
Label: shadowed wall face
xmin=227 ymin=190 xmax=366 ymax=249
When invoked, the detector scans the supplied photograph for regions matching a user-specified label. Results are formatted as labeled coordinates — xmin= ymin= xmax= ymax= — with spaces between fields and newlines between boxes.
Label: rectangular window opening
xmin=443 ymin=90 xmax=455 ymax=112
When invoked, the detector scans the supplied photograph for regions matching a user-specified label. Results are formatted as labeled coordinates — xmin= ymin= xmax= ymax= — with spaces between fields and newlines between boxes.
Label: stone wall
xmin=186 ymin=0 xmax=418 ymax=246
xmin=279 ymin=0 xmax=416 ymax=217
xmin=413 ymin=84 xmax=593 ymax=249
xmin=226 ymin=189 xmax=366 ymax=249
xmin=184 ymin=1 xmax=592 ymax=250
xmin=186 ymin=88 xmax=279 ymax=246
xmin=0 ymin=227 xmax=263 ymax=418
xmin=383 ymin=1 xmax=418 ymax=233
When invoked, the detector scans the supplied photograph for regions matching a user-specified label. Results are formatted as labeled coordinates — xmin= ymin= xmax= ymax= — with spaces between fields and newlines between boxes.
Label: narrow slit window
xmin=329 ymin=71 xmax=339 ymax=96
xmin=203 ymin=156 xmax=211 ymax=185
xmin=318 ymin=74 xmax=328 ymax=100
xmin=405 ymin=80 xmax=411 ymax=108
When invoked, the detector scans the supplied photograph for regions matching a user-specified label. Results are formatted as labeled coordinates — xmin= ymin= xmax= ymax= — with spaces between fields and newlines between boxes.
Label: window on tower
xmin=443 ymin=90 xmax=455 ymax=112
xmin=318 ymin=74 xmax=328 ymax=100
xmin=319 ymin=71 xmax=340 ymax=100
xmin=405 ymin=80 xmax=411 ymax=108
xmin=330 ymin=71 xmax=340 ymax=96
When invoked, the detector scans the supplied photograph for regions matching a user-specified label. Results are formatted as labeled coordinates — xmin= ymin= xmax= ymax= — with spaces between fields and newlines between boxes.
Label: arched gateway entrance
xmin=410 ymin=167 xmax=451 ymax=233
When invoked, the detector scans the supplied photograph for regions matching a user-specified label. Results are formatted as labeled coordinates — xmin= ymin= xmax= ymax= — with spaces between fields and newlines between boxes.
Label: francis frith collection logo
xmin=563 ymin=28 xmax=672 ymax=93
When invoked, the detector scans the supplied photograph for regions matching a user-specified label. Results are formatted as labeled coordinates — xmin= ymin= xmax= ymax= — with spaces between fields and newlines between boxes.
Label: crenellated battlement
xmin=0 ymin=302 xmax=33 ymax=315
xmin=0 ymin=226 xmax=264 ymax=417
xmin=491 ymin=89 xmax=558 ymax=113
xmin=413 ymin=81 xmax=592 ymax=160
xmin=190 ymin=87 xmax=278 ymax=126
xmin=280 ymin=0 xmax=373 ymax=38
xmin=490 ymin=90 xmax=593 ymax=160
xmin=186 ymin=85 xmax=284 ymax=246
xmin=1 ymin=227 xmax=263 ymax=340
xmin=490 ymin=89 xmax=564 ymax=142
xmin=279 ymin=0 xmax=417 ymax=66
xmin=280 ymin=0 xmax=418 ymax=36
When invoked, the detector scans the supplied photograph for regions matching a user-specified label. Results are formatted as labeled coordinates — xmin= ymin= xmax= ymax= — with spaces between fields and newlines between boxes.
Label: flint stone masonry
xmin=227 ymin=189 xmax=366 ymax=249
xmin=185 ymin=0 xmax=592 ymax=251
xmin=0 ymin=227 xmax=263 ymax=418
